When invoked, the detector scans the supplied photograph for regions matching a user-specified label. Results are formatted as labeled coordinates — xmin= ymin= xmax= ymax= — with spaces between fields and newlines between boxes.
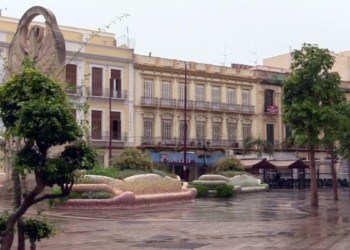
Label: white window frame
xmin=90 ymin=108 xmax=104 ymax=140
xmin=110 ymin=109 xmax=124 ymax=141
xmin=196 ymin=84 xmax=205 ymax=108
xmin=161 ymin=81 xmax=171 ymax=106
xmin=212 ymin=86 xmax=220 ymax=109
xmin=162 ymin=119 xmax=172 ymax=143
xmin=242 ymin=89 xmax=250 ymax=111
xmin=143 ymin=118 xmax=154 ymax=143
xmin=227 ymin=88 xmax=236 ymax=110
xmin=144 ymin=79 xmax=154 ymax=104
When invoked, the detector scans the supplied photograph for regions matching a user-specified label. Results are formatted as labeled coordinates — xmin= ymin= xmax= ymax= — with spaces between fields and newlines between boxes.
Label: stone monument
xmin=4 ymin=6 xmax=66 ymax=185
xmin=8 ymin=6 xmax=66 ymax=82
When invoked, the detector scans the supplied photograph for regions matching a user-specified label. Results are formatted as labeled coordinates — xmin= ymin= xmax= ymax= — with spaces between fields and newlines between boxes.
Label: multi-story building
xmin=0 ymin=15 xmax=134 ymax=172
xmin=134 ymin=55 xmax=265 ymax=180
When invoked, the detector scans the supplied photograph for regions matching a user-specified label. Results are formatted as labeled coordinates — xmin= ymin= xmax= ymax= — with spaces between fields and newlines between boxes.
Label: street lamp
xmin=198 ymin=140 xmax=211 ymax=172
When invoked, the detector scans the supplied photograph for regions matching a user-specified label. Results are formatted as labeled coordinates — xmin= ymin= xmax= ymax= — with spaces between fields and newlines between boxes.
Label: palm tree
xmin=243 ymin=136 xmax=274 ymax=158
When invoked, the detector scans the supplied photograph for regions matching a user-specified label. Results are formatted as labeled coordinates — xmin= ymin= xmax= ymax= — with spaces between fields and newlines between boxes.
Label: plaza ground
xmin=1 ymin=189 xmax=350 ymax=249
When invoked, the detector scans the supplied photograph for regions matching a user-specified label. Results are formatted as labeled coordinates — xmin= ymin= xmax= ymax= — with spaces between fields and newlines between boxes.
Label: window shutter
xmin=285 ymin=125 xmax=292 ymax=139
xmin=162 ymin=81 xmax=171 ymax=105
xmin=144 ymin=79 xmax=153 ymax=103
xmin=144 ymin=119 xmax=153 ymax=143
xmin=66 ymin=64 xmax=77 ymax=94
xmin=92 ymin=67 xmax=103 ymax=96
xmin=162 ymin=120 xmax=172 ymax=143
xmin=196 ymin=121 xmax=205 ymax=139
xmin=91 ymin=110 xmax=102 ymax=139
xmin=212 ymin=122 xmax=221 ymax=145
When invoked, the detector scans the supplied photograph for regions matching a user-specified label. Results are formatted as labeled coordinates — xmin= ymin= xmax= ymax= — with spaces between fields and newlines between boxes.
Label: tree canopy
xmin=0 ymin=59 xmax=97 ymax=250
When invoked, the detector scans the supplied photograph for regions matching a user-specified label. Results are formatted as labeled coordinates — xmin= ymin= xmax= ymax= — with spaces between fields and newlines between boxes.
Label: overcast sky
xmin=1 ymin=0 xmax=350 ymax=66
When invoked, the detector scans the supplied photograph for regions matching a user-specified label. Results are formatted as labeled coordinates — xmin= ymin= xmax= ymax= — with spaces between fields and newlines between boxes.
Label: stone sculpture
xmin=8 ymin=6 xmax=66 ymax=82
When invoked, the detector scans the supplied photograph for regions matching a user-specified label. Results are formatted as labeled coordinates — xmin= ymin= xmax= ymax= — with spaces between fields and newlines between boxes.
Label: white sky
xmin=1 ymin=0 xmax=350 ymax=66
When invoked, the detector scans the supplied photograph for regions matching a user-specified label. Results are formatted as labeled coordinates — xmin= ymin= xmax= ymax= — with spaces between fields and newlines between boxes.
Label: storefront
xmin=149 ymin=151 xmax=225 ymax=181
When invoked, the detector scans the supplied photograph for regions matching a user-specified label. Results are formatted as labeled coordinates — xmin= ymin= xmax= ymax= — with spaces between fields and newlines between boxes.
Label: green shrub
xmin=85 ymin=165 xmax=119 ymax=178
xmin=81 ymin=191 xmax=114 ymax=199
xmin=213 ymin=156 xmax=244 ymax=172
xmin=48 ymin=188 xmax=82 ymax=207
xmin=111 ymin=147 xmax=154 ymax=172
xmin=188 ymin=184 xmax=210 ymax=197
xmin=0 ymin=211 xmax=10 ymax=235
xmin=215 ymin=184 xmax=234 ymax=198
xmin=153 ymin=162 xmax=171 ymax=172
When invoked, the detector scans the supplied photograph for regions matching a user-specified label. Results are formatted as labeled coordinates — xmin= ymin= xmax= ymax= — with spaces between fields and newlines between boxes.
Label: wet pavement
xmin=1 ymin=189 xmax=350 ymax=249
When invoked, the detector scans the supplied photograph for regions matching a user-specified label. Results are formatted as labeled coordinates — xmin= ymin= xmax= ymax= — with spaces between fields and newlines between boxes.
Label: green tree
xmin=111 ymin=147 xmax=154 ymax=172
xmin=282 ymin=43 xmax=344 ymax=206
xmin=243 ymin=136 xmax=274 ymax=158
xmin=213 ymin=156 xmax=244 ymax=172
xmin=0 ymin=61 xmax=97 ymax=250
xmin=335 ymin=102 xmax=350 ymax=197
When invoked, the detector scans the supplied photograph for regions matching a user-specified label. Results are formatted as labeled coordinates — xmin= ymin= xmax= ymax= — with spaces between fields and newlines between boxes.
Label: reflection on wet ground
xmin=2 ymin=189 xmax=350 ymax=249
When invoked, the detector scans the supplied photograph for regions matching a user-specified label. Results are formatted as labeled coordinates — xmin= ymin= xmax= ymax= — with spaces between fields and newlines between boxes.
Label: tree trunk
xmin=330 ymin=143 xmax=338 ymax=200
xmin=30 ymin=239 xmax=36 ymax=250
xmin=309 ymin=144 xmax=318 ymax=206
xmin=12 ymin=171 xmax=25 ymax=250
xmin=348 ymin=147 xmax=350 ymax=197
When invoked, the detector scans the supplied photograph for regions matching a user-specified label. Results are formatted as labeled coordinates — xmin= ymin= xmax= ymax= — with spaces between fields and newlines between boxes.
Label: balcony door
xmin=143 ymin=119 xmax=153 ymax=144
xmin=266 ymin=124 xmax=274 ymax=146
xmin=162 ymin=119 xmax=172 ymax=144
xmin=144 ymin=79 xmax=153 ymax=104
xmin=91 ymin=110 xmax=102 ymax=139
xmin=111 ymin=69 xmax=122 ymax=98
xmin=242 ymin=89 xmax=250 ymax=111
xmin=161 ymin=81 xmax=171 ymax=106
xmin=227 ymin=88 xmax=236 ymax=111
xmin=196 ymin=85 xmax=205 ymax=108
xmin=110 ymin=112 xmax=121 ymax=140
xmin=212 ymin=87 xmax=220 ymax=109
xmin=92 ymin=67 xmax=103 ymax=96
xmin=65 ymin=64 xmax=77 ymax=94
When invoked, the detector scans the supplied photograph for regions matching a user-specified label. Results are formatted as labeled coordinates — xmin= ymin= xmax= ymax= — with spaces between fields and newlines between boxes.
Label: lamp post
xmin=198 ymin=140 xmax=211 ymax=174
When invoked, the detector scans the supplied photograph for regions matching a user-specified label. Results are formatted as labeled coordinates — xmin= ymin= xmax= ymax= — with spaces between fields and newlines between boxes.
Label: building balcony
xmin=140 ymin=97 xmax=255 ymax=113
xmin=89 ymin=88 xmax=128 ymax=99
xmin=90 ymin=131 xmax=128 ymax=147
xmin=139 ymin=136 xmax=244 ymax=149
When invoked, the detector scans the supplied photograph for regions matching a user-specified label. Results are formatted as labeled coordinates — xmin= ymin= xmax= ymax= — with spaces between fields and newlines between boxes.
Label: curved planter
xmin=57 ymin=174 xmax=197 ymax=209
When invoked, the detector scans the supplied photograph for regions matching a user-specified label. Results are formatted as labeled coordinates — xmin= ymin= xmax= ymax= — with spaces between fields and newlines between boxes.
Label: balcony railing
xmin=140 ymin=97 xmax=255 ymax=113
xmin=90 ymin=88 xmax=128 ymax=99
xmin=139 ymin=137 xmax=244 ymax=148
xmin=90 ymin=131 xmax=127 ymax=141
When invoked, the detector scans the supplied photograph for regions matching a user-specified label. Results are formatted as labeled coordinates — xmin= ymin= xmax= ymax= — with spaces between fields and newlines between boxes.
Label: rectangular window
xmin=227 ymin=88 xmax=236 ymax=110
xmin=162 ymin=119 xmax=172 ymax=143
xmin=161 ymin=81 xmax=171 ymax=106
xmin=212 ymin=122 xmax=221 ymax=146
xmin=144 ymin=79 xmax=153 ymax=104
xmin=66 ymin=64 xmax=77 ymax=94
xmin=266 ymin=124 xmax=274 ymax=146
xmin=243 ymin=124 xmax=251 ymax=139
xmin=143 ymin=119 xmax=153 ymax=144
xmin=196 ymin=85 xmax=205 ymax=108
xmin=110 ymin=112 xmax=121 ymax=140
xmin=91 ymin=110 xmax=102 ymax=139
xmin=242 ymin=89 xmax=250 ymax=111
xmin=227 ymin=123 xmax=236 ymax=143
xmin=285 ymin=125 xmax=292 ymax=139
xmin=212 ymin=86 xmax=220 ymax=109
xmin=264 ymin=89 xmax=274 ymax=112
xmin=91 ymin=67 xmax=103 ymax=96
xmin=110 ymin=69 xmax=122 ymax=98
xmin=196 ymin=121 xmax=205 ymax=139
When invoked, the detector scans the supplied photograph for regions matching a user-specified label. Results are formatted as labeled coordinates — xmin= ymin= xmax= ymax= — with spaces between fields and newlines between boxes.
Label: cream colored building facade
xmin=0 ymin=16 xmax=134 ymax=170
